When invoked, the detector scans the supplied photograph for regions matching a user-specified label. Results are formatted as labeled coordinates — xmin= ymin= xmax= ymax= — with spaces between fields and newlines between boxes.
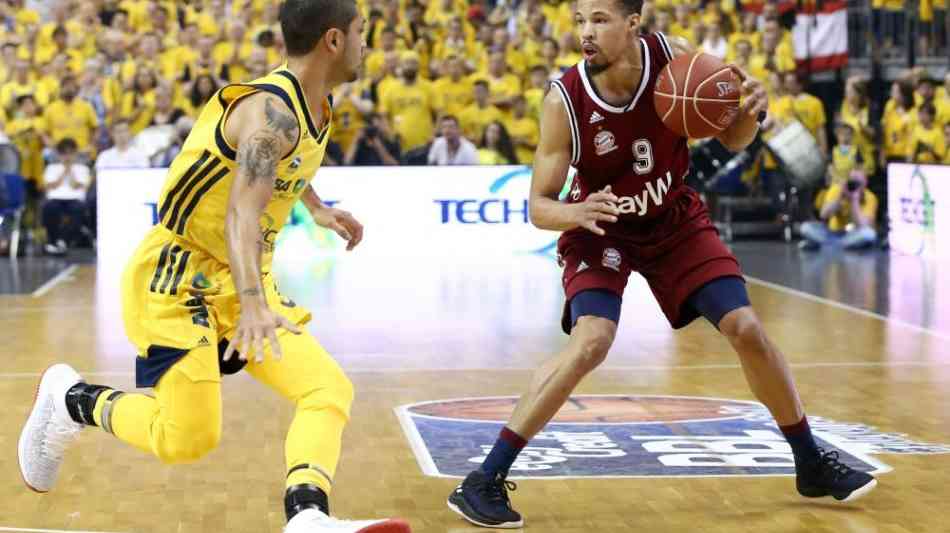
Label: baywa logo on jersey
xmin=396 ymin=395 xmax=950 ymax=479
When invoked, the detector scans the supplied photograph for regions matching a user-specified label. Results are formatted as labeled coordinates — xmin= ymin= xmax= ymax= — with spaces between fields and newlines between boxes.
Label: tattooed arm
xmin=221 ymin=93 xmax=302 ymax=363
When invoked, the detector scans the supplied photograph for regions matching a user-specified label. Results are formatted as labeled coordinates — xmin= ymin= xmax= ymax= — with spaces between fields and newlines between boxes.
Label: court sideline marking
xmin=745 ymin=275 xmax=950 ymax=342
xmin=31 ymin=265 xmax=79 ymax=298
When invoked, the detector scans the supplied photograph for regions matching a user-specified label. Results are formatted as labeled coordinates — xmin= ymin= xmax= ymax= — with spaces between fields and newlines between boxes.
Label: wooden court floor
xmin=2 ymin=253 xmax=950 ymax=533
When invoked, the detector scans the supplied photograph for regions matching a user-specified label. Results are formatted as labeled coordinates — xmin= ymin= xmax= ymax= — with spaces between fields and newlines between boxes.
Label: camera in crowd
xmin=846 ymin=179 xmax=862 ymax=192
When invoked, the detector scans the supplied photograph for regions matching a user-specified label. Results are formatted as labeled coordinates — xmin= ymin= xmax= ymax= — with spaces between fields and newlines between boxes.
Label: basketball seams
xmin=660 ymin=65 xmax=678 ymax=123
xmin=680 ymin=53 xmax=701 ymax=139
xmin=692 ymin=67 xmax=738 ymax=132
xmin=654 ymin=92 xmax=739 ymax=103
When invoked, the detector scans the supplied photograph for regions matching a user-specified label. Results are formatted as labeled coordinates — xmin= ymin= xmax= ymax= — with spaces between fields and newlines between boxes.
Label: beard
xmin=585 ymin=59 xmax=611 ymax=76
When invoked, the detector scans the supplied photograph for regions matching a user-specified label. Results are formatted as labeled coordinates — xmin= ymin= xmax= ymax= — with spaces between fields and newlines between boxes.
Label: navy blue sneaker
xmin=448 ymin=470 xmax=523 ymax=528
xmin=796 ymin=448 xmax=878 ymax=502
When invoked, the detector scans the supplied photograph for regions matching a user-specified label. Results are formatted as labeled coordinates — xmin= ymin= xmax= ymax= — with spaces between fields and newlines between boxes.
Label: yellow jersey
xmin=907 ymin=123 xmax=946 ymax=163
xmin=153 ymin=67 xmax=331 ymax=269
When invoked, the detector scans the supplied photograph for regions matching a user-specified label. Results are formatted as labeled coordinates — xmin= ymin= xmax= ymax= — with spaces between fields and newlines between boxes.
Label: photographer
xmin=344 ymin=112 xmax=401 ymax=166
xmin=799 ymin=169 xmax=878 ymax=251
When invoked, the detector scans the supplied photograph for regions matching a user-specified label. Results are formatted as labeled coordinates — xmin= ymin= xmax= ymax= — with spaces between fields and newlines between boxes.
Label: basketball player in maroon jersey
xmin=447 ymin=0 xmax=877 ymax=528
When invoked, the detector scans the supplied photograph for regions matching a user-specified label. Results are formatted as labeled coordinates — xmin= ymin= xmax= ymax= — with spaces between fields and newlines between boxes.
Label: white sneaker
xmin=18 ymin=364 xmax=84 ymax=492
xmin=284 ymin=508 xmax=411 ymax=533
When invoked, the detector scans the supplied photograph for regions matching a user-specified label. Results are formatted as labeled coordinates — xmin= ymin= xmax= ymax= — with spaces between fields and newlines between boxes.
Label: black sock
xmin=780 ymin=415 xmax=820 ymax=462
xmin=64 ymin=383 xmax=111 ymax=426
xmin=285 ymin=484 xmax=329 ymax=521
xmin=480 ymin=426 xmax=528 ymax=478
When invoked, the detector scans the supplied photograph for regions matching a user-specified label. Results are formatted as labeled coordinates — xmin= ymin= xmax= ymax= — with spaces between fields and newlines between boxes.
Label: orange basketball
xmin=653 ymin=52 xmax=741 ymax=139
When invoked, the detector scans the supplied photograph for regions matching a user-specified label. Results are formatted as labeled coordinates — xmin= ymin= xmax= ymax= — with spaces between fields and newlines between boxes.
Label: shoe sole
xmin=18 ymin=364 xmax=55 ymax=494
xmin=447 ymin=496 xmax=524 ymax=529
xmin=838 ymin=478 xmax=878 ymax=503
xmin=353 ymin=519 xmax=412 ymax=532
xmin=800 ymin=477 xmax=879 ymax=503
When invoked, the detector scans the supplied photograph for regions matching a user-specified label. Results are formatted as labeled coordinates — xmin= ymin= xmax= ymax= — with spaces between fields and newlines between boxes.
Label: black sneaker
xmin=796 ymin=448 xmax=878 ymax=502
xmin=447 ymin=470 xmax=524 ymax=529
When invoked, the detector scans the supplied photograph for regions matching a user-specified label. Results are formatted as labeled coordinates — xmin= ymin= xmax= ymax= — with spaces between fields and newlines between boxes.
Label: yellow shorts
xmin=121 ymin=226 xmax=311 ymax=387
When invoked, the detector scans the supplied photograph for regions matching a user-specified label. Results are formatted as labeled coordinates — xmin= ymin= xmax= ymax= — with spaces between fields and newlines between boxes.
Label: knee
xmin=719 ymin=308 xmax=765 ymax=348
xmin=156 ymin=421 xmax=221 ymax=464
xmin=567 ymin=318 xmax=616 ymax=375
xmin=298 ymin=368 xmax=355 ymax=421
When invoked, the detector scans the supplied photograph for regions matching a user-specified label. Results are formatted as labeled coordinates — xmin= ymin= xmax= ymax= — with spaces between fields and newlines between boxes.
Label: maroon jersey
xmin=551 ymin=32 xmax=697 ymax=246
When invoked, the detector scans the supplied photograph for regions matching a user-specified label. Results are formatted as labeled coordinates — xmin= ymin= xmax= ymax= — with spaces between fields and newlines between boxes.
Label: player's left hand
xmin=728 ymin=65 xmax=768 ymax=118
xmin=311 ymin=206 xmax=364 ymax=251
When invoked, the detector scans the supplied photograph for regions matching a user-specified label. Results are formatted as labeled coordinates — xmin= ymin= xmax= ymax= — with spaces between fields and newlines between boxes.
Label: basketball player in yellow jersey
xmin=18 ymin=2 xmax=410 ymax=532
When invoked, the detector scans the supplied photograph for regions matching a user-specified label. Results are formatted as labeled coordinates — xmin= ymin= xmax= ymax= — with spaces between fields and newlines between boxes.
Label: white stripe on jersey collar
xmin=578 ymin=37 xmax=652 ymax=114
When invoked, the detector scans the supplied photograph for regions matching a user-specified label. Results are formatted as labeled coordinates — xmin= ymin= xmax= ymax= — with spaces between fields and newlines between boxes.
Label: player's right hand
xmin=224 ymin=305 xmax=302 ymax=364
xmin=571 ymin=187 xmax=620 ymax=236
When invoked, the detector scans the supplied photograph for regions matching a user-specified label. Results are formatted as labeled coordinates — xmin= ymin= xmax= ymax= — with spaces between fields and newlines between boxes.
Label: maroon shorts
xmin=557 ymin=193 xmax=743 ymax=333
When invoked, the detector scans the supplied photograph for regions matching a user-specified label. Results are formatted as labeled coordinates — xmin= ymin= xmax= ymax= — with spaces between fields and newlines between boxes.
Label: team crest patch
xmin=396 ymin=395 xmax=950 ymax=479
xmin=594 ymin=130 xmax=618 ymax=156
xmin=570 ymin=182 xmax=582 ymax=201
xmin=602 ymin=247 xmax=622 ymax=271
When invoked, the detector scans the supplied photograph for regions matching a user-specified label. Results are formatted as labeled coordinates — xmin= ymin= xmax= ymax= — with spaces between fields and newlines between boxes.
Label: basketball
xmin=654 ymin=52 xmax=742 ymax=139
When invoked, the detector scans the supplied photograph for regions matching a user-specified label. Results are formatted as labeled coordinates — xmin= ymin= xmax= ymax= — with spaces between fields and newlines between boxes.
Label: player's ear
xmin=627 ymin=12 xmax=640 ymax=32
xmin=325 ymin=28 xmax=343 ymax=54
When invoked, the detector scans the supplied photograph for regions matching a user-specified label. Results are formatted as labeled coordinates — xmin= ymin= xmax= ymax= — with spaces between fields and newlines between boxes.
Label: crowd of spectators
xmin=0 ymin=0 xmax=947 ymax=255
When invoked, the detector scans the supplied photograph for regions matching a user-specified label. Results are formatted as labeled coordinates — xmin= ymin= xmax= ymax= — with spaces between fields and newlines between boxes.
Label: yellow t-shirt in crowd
xmin=838 ymin=103 xmax=875 ymax=173
xmin=669 ymin=22 xmax=694 ymax=44
xmin=821 ymin=183 xmax=879 ymax=232
xmin=907 ymin=123 xmax=946 ymax=163
xmin=882 ymin=105 xmax=917 ymax=158
xmin=378 ymin=79 xmax=435 ymax=151
xmin=484 ymin=73 xmax=522 ymax=104
xmin=4 ymin=116 xmax=45 ymax=184
xmin=478 ymin=148 xmax=511 ymax=165
xmin=458 ymin=103 xmax=504 ymax=143
xmin=936 ymin=99 xmax=950 ymax=128
xmin=778 ymin=93 xmax=827 ymax=139
xmin=213 ymin=41 xmax=255 ymax=83
xmin=0 ymin=80 xmax=51 ymax=111
xmin=43 ymin=98 xmax=99 ymax=151
xmin=330 ymin=90 xmax=367 ymax=155
xmin=830 ymin=144 xmax=874 ymax=180
xmin=506 ymin=115 xmax=540 ymax=164
xmin=13 ymin=6 xmax=40 ymax=28
xmin=727 ymin=32 xmax=761 ymax=60
xmin=525 ymin=87 xmax=545 ymax=122
xmin=119 ymin=90 xmax=158 ymax=134
xmin=432 ymin=76 xmax=473 ymax=118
